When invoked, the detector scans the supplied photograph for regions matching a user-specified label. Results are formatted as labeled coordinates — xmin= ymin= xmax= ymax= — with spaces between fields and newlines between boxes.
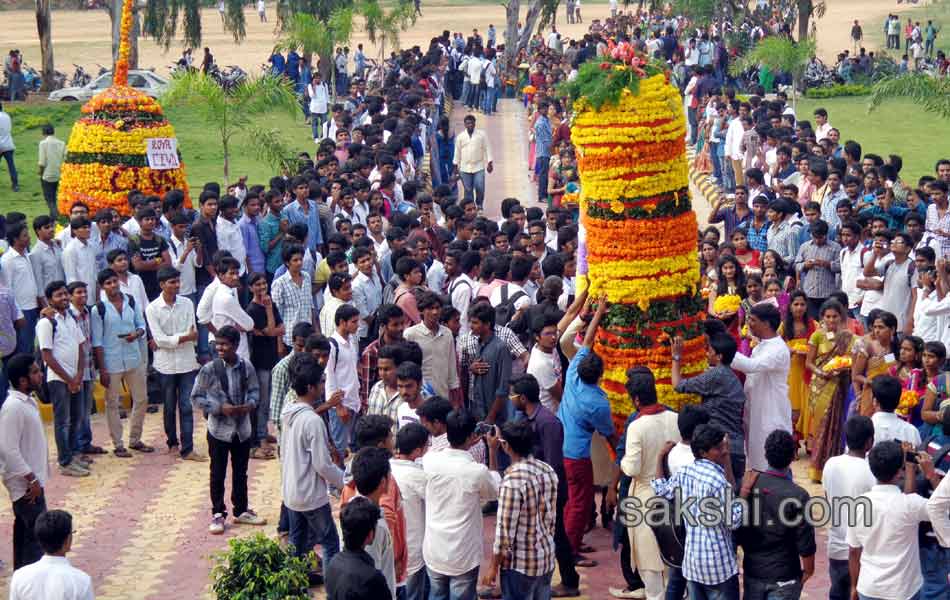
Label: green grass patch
xmin=796 ymin=96 xmax=950 ymax=183
xmin=0 ymin=100 xmax=312 ymax=225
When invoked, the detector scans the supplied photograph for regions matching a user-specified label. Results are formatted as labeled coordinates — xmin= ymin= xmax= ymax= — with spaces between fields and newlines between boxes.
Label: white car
xmin=48 ymin=70 xmax=168 ymax=102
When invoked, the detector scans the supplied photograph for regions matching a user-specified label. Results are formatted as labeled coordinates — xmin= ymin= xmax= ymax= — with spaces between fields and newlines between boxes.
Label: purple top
xmin=239 ymin=215 xmax=267 ymax=275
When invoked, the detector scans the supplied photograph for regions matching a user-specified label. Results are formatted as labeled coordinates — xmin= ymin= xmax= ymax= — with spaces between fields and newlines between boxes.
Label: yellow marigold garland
xmin=575 ymin=71 xmax=706 ymax=429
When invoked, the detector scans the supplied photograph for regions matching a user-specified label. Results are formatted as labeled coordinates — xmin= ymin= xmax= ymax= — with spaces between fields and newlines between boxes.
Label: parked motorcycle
xmin=208 ymin=64 xmax=247 ymax=92
xmin=71 ymin=64 xmax=92 ymax=87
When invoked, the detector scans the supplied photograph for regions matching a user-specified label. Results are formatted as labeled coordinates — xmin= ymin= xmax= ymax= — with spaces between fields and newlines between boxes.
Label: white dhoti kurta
xmin=730 ymin=335 xmax=792 ymax=472
xmin=620 ymin=410 xmax=681 ymax=573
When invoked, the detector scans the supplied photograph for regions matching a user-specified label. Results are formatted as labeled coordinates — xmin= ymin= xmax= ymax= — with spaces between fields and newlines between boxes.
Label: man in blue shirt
xmin=281 ymin=176 xmax=325 ymax=256
xmin=91 ymin=268 xmax=153 ymax=457
xmin=557 ymin=297 xmax=618 ymax=558
xmin=534 ymin=101 xmax=554 ymax=204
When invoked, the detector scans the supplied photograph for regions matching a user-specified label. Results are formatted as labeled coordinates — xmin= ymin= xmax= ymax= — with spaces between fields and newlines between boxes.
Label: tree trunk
xmin=796 ymin=0 xmax=811 ymax=41
xmin=35 ymin=0 xmax=56 ymax=92
xmin=517 ymin=0 xmax=545 ymax=55
xmin=503 ymin=0 xmax=521 ymax=79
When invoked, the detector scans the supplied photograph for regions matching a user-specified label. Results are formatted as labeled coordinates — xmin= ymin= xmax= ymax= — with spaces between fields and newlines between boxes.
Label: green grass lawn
xmin=795 ymin=96 xmax=950 ymax=184
xmin=0 ymin=100 xmax=313 ymax=225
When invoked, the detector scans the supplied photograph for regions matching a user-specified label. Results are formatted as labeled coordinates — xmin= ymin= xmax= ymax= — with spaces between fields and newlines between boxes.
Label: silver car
xmin=47 ymin=69 xmax=168 ymax=102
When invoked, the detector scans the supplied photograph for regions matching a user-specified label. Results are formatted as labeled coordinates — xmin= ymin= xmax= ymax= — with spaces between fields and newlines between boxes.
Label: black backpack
xmin=211 ymin=357 xmax=249 ymax=407
xmin=494 ymin=284 xmax=527 ymax=328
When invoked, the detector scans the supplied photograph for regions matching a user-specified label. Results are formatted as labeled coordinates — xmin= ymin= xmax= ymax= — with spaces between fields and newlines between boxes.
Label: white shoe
xmin=60 ymin=462 xmax=90 ymax=477
xmin=209 ymin=513 xmax=225 ymax=534
xmin=233 ymin=510 xmax=267 ymax=526
xmin=609 ymin=587 xmax=646 ymax=599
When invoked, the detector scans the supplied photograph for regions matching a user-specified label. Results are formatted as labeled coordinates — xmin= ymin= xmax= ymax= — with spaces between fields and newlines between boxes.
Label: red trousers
xmin=563 ymin=456 xmax=594 ymax=554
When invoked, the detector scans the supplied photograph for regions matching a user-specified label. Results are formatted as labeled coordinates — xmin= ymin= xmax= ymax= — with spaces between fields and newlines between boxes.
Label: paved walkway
xmin=0 ymin=101 xmax=832 ymax=599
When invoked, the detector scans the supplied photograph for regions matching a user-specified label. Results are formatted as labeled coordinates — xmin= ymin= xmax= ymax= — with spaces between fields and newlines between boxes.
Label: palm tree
xmin=276 ymin=10 xmax=355 ymax=93
xmin=731 ymin=36 xmax=816 ymax=110
xmin=869 ymin=73 xmax=950 ymax=120
xmin=361 ymin=0 xmax=416 ymax=66
xmin=162 ymin=72 xmax=300 ymax=185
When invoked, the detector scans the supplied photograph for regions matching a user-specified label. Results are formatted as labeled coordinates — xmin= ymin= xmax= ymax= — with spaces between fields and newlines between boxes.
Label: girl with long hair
xmin=779 ymin=290 xmax=818 ymax=437
xmin=852 ymin=310 xmax=900 ymax=416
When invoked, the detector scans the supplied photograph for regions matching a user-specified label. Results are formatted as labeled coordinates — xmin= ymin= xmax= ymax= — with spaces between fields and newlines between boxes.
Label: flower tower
xmin=58 ymin=0 xmax=189 ymax=216
xmin=566 ymin=46 xmax=706 ymax=434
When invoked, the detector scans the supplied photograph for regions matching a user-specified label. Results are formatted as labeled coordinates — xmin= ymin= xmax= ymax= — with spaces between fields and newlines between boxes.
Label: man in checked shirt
xmin=480 ymin=420 xmax=558 ymax=599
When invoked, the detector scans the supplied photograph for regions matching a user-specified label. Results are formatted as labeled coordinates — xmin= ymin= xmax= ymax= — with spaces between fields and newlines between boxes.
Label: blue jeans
xmin=48 ymin=380 xmax=83 ymax=466
xmin=15 ymin=308 xmax=37 ymax=355
xmin=253 ymin=368 xmax=271 ymax=445
xmin=829 ymin=559 xmax=850 ymax=600
xmin=1 ymin=150 xmax=19 ymax=188
xmin=482 ymin=87 xmax=496 ymax=115
xmin=461 ymin=80 xmax=472 ymax=107
xmin=311 ymin=112 xmax=327 ymax=140
xmin=723 ymin=155 xmax=736 ymax=193
xmin=920 ymin=542 xmax=950 ymax=600
xmin=288 ymin=503 xmax=340 ymax=565
xmin=72 ymin=381 xmax=93 ymax=453
xmin=160 ymin=370 xmax=197 ymax=456
xmin=688 ymin=575 xmax=740 ymax=600
xmin=406 ymin=568 xmax=429 ymax=600
xmin=667 ymin=566 xmax=687 ymax=600
xmin=535 ymin=156 xmax=550 ymax=202
xmin=427 ymin=565 xmax=478 ymax=600
xmin=500 ymin=569 xmax=552 ymax=600
xmin=191 ymin=291 xmax=211 ymax=361
xmin=459 ymin=170 xmax=485 ymax=208
xmin=709 ymin=142 xmax=722 ymax=181
xmin=743 ymin=576 xmax=803 ymax=600
xmin=328 ymin=408 xmax=354 ymax=454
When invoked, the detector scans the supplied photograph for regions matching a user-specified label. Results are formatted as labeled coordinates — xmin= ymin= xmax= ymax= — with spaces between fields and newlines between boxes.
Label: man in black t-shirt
xmin=735 ymin=430 xmax=816 ymax=599
xmin=191 ymin=191 xmax=220 ymax=289
xmin=245 ymin=273 xmax=284 ymax=457
xmin=128 ymin=208 xmax=171 ymax=300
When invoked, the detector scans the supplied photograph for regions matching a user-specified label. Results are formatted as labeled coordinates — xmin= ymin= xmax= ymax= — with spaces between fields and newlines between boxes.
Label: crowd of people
xmin=1 ymin=5 xmax=950 ymax=600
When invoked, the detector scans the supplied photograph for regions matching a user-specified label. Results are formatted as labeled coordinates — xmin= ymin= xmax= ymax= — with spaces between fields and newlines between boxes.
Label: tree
xmin=361 ymin=0 xmax=417 ymax=65
xmin=162 ymin=72 xmax=300 ymax=184
xmin=795 ymin=0 xmax=825 ymax=42
xmin=503 ymin=0 xmax=545 ymax=75
xmin=276 ymin=10 xmax=354 ymax=91
xmin=731 ymin=36 xmax=816 ymax=109
xmin=869 ymin=74 xmax=950 ymax=120
xmin=35 ymin=0 xmax=55 ymax=91
xmin=142 ymin=0 xmax=246 ymax=50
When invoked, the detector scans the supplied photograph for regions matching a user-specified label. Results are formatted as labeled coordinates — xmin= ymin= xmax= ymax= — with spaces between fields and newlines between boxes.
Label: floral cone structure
xmin=58 ymin=0 xmax=189 ymax=216
xmin=571 ymin=68 xmax=706 ymax=434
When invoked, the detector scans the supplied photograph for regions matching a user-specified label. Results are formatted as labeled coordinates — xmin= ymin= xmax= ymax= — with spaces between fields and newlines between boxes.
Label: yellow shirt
xmin=452 ymin=129 xmax=493 ymax=174
xmin=38 ymin=135 xmax=65 ymax=182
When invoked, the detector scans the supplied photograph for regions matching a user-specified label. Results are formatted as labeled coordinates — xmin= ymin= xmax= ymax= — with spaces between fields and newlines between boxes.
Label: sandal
xmin=251 ymin=447 xmax=276 ymax=460
xmin=130 ymin=442 xmax=155 ymax=453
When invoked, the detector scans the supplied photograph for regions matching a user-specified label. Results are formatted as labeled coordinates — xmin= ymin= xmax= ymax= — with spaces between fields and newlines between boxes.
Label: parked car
xmin=48 ymin=69 xmax=168 ymax=102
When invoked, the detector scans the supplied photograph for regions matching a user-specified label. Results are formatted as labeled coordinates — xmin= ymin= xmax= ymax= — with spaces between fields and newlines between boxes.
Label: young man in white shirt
xmin=167 ymin=213 xmax=202 ymax=304
xmin=390 ymin=422 xmax=429 ymax=600
xmin=215 ymin=196 xmax=246 ymax=277
xmin=36 ymin=280 xmax=90 ymax=477
xmin=421 ymin=410 xmax=501 ymax=599
xmin=8 ymin=509 xmax=94 ymax=600
xmin=320 ymin=272 xmax=354 ymax=337
xmin=211 ymin=257 xmax=255 ymax=362
xmin=448 ymin=250 xmax=479 ymax=338
xmin=1 ymin=221 xmax=42 ymax=354
xmin=147 ymin=267 xmax=205 ymax=462
xmin=526 ymin=314 xmax=563 ymax=411
xmin=822 ymin=415 xmax=876 ymax=600
xmin=489 ymin=255 xmax=534 ymax=318
xmin=847 ymin=440 xmax=939 ymax=600
xmin=870 ymin=375 xmax=922 ymax=447
xmin=351 ymin=246 xmax=383 ymax=350
xmin=326 ymin=304 xmax=362 ymax=454
xmin=0 ymin=354 xmax=48 ymax=569
xmin=62 ymin=217 xmax=98 ymax=307
xmin=838 ymin=222 xmax=865 ymax=316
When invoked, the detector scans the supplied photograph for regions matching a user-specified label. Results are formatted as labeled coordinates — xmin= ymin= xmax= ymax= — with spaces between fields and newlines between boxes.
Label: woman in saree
xmin=851 ymin=309 xmax=900 ymax=417
xmin=737 ymin=275 xmax=764 ymax=357
xmin=889 ymin=335 xmax=925 ymax=425
xmin=918 ymin=341 xmax=949 ymax=437
xmin=778 ymin=291 xmax=818 ymax=438
xmin=707 ymin=255 xmax=746 ymax=342
xmin=805 ymin=299 xmax=854 ymax=482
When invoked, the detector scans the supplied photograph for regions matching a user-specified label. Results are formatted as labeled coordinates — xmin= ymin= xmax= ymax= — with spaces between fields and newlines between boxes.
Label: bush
xmin=804 ymin=83 xmax=872 ymax=98
xmin=211 ymin=533 xmax=312 ymax=600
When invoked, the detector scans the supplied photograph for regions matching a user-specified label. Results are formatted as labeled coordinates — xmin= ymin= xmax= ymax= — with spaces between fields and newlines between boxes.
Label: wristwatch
xmin=672 ymin=354 xmax=682 ymax=362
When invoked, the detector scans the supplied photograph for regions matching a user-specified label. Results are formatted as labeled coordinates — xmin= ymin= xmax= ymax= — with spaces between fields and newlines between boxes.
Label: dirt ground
xmin=0 ymin=0 xmax=927 ymax=79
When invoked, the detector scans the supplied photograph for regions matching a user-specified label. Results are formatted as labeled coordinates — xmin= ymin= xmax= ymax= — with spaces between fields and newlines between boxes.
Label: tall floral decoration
xmin=58 ymin=0 xmax=190 ymax=216
xmin=563 ymin=45 xmax=706 ymax=434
